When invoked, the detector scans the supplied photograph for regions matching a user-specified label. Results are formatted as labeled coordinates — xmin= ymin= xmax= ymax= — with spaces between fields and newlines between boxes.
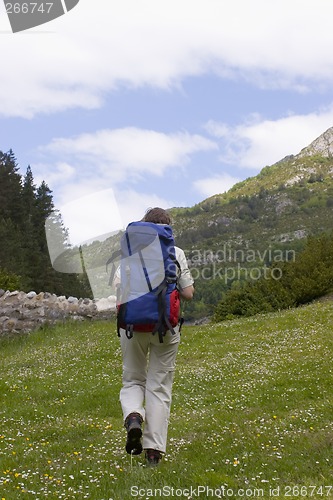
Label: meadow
xmin=0 ymin=301 xmax=332 ymax=499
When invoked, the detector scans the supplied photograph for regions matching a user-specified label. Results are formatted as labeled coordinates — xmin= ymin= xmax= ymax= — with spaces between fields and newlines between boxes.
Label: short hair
xmin=143 ymin=207 xmax=172 ymax=225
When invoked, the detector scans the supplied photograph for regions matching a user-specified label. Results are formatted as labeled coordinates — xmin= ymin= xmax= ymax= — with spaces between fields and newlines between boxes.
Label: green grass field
xmin=0 ymin=301 xmax=332 ymax=499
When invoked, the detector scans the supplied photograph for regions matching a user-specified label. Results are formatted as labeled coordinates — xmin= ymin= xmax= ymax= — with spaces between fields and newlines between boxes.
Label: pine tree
xmin=18 ymin=166 xmax=37 ymax=289
xmin=0 ymin=151 xmax=24 ymax=274
xmin=0 ymin=150 xmax=23 ymax=225
xmin=22 ymin=165 xmax=36 ymax=216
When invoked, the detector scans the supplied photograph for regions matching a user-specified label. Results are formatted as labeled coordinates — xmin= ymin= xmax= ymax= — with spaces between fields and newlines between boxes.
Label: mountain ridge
xmin=171 ymin=126 xmax=333 ymax=233
xmin=204 ymin=126 xmax=333 ymax=203
xmin=299 ymin=126 xmax=333 ymax=158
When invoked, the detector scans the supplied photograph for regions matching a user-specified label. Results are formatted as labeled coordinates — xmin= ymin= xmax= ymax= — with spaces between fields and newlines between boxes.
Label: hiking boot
xmin=124 ymin=412 xmax=143 ymax=455
xmin=145 ymin=448 xmax=162 ymax=466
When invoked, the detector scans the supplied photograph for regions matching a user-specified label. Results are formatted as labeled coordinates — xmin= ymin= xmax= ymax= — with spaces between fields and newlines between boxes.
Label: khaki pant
xmin=119 ymin=327 xmax=180 ymax=453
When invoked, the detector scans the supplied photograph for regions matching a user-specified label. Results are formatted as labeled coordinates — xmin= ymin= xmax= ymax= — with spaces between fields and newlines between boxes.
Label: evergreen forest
xmin=0 ymin=150 xmax=91 ymax=298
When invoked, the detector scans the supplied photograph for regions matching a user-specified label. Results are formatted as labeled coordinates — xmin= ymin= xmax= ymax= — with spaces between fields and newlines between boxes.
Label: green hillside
xmin=172 ymin=152 xmax=333 ymax=251
xmin=0 ymin=301 xmax=332 ymax=499
xmin=168 ymin=130 xmax=333 ymax=319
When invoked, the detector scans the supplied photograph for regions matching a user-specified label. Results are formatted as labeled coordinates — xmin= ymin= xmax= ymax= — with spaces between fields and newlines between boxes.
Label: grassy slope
xmin=0 ymin=302 xmax=332 ymax=499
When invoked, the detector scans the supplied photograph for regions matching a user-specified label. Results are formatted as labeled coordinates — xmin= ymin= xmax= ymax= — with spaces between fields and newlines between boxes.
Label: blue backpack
xmin=107 ymin=221 xmax=181 ymax=342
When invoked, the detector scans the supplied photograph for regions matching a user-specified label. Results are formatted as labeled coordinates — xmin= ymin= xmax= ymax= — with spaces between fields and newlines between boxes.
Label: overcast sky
xmin=1 ymin=0 xmax=333 ymax=244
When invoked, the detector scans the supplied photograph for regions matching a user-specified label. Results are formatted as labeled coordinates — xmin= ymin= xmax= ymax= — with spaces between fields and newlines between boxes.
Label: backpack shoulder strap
xmin=106 ymin=248 xmax=122 ymax=286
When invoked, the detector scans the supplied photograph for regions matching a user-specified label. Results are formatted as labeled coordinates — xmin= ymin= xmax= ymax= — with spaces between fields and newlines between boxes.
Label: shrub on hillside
xmin=0 ymin=268 xmax=21 ymax=291
xmin=214 ymin=232 xmax=333 ymax=322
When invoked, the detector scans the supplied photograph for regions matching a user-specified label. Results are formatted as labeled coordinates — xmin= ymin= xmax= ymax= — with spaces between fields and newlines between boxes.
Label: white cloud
xmin=205 ymin=106 xmax=333 ymax=170
xmin=2 ymin=0 xmax=333 ymax=117
xmin=33 ymin=161 xmax=76 ymax=188
xmin=193 ymin=173 xmax=241 ymax=198
xmin=40 ymin=127 xmax=217 ymax=183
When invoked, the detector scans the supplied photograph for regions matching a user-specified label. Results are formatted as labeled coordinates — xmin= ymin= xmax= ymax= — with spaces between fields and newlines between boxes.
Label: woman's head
xmin=143 ymin=207 xmax=172 ymax=225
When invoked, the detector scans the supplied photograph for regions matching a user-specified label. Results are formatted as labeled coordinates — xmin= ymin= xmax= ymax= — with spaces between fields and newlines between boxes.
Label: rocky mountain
xmin=171 ymin=127 xmax=333 ymax=254
xmin=299 ymin=127 xmax=333 ymax=158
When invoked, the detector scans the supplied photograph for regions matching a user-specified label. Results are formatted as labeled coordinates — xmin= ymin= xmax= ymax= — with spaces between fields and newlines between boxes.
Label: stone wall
xmin=0 ymin=290 xmax=117 ymax=335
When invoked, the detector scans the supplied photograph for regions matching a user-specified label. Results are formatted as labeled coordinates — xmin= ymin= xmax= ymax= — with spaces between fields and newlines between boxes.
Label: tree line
xmin=0 ymin=150 xmax=91 ymax=297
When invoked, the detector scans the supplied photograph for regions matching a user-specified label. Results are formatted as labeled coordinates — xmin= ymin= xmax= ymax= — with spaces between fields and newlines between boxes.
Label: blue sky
xmin=1 ymin=0 xmax=333 ymax=244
